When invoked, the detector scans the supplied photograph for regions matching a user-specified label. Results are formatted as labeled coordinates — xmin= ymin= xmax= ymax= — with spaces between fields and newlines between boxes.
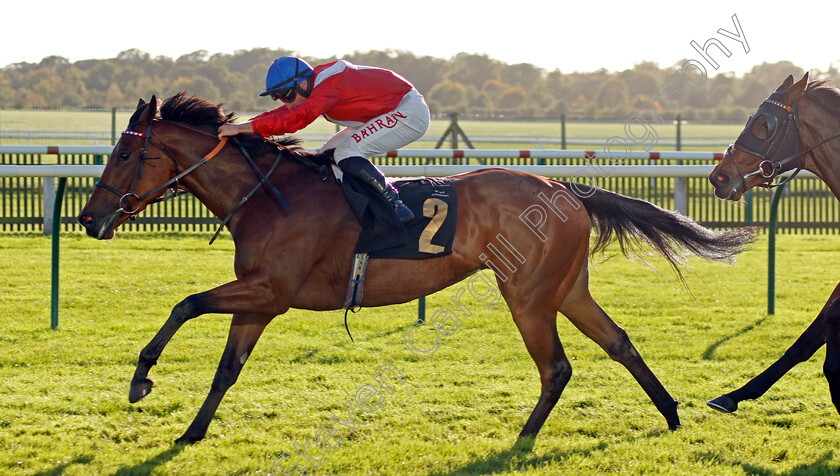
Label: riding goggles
xmin=270 ymin=87 xmax=297 ymax=103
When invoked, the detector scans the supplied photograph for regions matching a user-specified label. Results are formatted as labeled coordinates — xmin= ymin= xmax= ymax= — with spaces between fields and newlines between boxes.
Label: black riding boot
xmin=338 ymin=156 xmax=414 ymax=223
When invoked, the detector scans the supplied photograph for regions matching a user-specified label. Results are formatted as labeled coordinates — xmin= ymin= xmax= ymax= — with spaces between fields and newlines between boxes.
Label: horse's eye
xmin=751 ymin=115 xmax=770 ymax=140
xmin=119 ymin=152 xmax=130 ymax=161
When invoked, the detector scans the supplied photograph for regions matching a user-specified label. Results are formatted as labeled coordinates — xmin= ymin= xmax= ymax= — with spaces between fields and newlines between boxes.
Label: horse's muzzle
xmin=708 ymin=173 xmax=740 ymax=201
xmin=78 ymin=212 xmax=116 ymax=240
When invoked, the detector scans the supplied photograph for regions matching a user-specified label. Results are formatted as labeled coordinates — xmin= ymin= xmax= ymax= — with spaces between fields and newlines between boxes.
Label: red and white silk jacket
xmin=251 ymin=60 xmax=415 ymax=137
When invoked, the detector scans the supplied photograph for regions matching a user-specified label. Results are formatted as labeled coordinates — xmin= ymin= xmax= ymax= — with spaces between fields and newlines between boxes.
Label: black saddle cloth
xmin=340 ymin=175 xmax=458 ymax=259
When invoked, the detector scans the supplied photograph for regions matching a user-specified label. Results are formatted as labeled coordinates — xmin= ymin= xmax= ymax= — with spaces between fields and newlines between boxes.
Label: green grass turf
xmin=1 ymin=232 xmax=839 ymax=475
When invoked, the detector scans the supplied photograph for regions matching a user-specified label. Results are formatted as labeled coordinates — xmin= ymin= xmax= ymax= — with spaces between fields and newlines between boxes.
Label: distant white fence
xmin=0 ymin=146 xmax=817 ymax=235
xmin=0 ymin=131 xmax=732 ymax=149
xmin=0 ymin=145 xmax=726 ymax=160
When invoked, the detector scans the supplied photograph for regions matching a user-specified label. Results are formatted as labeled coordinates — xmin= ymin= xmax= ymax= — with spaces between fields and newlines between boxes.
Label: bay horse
xmin=79 ymin=92 xmax=754 ymax=445
xmin=709 ymin=72 xmax=840 ymax=415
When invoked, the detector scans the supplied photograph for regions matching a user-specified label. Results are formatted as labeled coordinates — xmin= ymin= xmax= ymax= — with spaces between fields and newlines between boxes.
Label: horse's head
xmin=79 ymin=96 xmax=178 ymax=239
xmin=709 ymin=72 xmax=810 ymax=201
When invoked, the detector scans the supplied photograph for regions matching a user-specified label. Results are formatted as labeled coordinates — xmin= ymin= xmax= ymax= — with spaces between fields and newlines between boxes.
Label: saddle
xmin=292 ymin=149 xmax=458 ymax=259
xmin=339 ymin=174 xmax=458 ymax=259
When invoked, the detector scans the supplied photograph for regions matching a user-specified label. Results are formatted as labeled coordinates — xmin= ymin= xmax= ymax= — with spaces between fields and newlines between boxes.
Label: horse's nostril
xmin=79 ymin=214 xmax=95 ymax=227
xmin=714 ymin=174 xmax=729 ymax=186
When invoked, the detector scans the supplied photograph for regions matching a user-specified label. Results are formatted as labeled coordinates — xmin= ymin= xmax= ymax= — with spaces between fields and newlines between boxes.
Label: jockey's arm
xmin=218 ymin=122 xmax=255 ymax=139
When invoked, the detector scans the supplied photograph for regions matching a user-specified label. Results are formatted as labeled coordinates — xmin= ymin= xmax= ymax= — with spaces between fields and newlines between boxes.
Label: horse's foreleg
xmin=707 ymin=283 xmax=840 ymax=413
xmin=824 ymin=300 xmax=840 ymax=414
xmin=129 ymin=275 xmax=275 ymax=403
xmin=560 ymin=289 xmax=680 ymax=430
xmin=707 ymin=313 xmax=827 ymax=413
xmin=510 ymin=306 xmax=572 ymax=439
xmin=176 ymin=313 xmax=273 ymax=445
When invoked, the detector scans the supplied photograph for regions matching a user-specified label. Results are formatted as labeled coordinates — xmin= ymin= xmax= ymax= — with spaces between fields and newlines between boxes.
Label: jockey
xmin=218 ymin=56 xmax=430 ymax=223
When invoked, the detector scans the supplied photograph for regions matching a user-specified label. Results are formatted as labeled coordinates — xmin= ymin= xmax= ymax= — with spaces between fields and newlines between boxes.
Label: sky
xmin=3 ymin=0 xmax=838 ymax=77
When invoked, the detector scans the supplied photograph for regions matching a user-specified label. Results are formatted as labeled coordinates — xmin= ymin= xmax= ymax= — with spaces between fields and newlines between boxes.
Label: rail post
xmin=561 ymin=114 xmax=566 ymax=150
xmin=767 ymin=182 xmax=787 ymax=315
xmin=434 ymin=113 xmax=475 ymax=160
xmin=675 ymin=115 xmax=682 ymax=151
xmin=111 ymin=107 xmax=117 ymax=145
xmin=43 ymin=177 xmax=55 ymax=234
xmin=50 ymin=177 xmax=67 ymax=329
xmin=673 ymin=115 xmax=687 ymax=214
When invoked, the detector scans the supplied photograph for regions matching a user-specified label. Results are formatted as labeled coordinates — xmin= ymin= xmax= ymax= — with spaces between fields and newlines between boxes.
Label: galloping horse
xmin=79 ymin=93 xmax=754 ymax=444
xmin=709 ymin=72 xmax=840 ymax=415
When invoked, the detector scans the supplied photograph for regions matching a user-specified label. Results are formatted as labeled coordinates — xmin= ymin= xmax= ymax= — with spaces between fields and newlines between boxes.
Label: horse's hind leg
xmin=559 ymin=267 xmax=680 ymax=430
xmin=176 ymin=313 xmax=273 ymax=445
xmin=510 ymin=305 xmax=572 ymax=438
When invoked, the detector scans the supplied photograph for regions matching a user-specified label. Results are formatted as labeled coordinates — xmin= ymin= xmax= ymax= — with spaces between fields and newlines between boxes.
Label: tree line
xmin=0 ymin=47 xmax=836 ymax=121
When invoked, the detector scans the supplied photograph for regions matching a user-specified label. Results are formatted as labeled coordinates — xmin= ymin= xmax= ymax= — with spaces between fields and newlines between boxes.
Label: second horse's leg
xmin=824 ymin=299 xmax=840 ymax=415
xmin=707 ymin=283 xmax=840 ymax=413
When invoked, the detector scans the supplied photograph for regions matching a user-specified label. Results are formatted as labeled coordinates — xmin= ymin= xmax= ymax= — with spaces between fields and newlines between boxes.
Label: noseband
xmin=727 ymin=95 xmax=840 ymax=192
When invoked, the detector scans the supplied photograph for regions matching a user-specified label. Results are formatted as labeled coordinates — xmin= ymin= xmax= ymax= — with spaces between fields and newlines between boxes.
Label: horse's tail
xmin=564 ymin=182 xmax=757 ymax=281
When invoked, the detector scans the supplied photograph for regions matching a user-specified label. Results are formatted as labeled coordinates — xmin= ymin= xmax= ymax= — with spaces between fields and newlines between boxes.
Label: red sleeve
xmin=251 ymin=79 xmax=342 ymax=136
xmin=250 ymin=109 xmax=276 ymax=121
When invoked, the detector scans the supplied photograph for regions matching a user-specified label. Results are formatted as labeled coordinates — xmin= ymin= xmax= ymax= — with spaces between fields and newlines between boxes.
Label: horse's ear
xmin=775 ymin=75 xmax=794 ymax=92
xmin=785 ymin=71 xmax=809 ymax=101
xmin=136 ymin=98 xmax=146 ymax=108
xmin=139 ymin=95 xmax=158 ymax=123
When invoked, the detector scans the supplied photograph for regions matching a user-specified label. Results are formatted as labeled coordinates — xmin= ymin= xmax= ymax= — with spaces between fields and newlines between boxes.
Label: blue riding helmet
xmin=259 ymin=57 xmax=314 ymax=97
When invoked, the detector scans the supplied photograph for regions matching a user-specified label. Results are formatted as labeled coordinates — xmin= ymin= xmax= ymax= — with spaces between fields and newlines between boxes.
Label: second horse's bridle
xmin=726 ymin=95 xmax=840 ymax=191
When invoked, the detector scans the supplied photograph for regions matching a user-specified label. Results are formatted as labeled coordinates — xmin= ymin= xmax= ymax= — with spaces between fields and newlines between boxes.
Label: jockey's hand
xmin=218 ymin=122 xmax=255 ymax=139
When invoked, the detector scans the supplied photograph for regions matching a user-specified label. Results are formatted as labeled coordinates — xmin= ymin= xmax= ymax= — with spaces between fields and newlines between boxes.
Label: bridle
xmin=95 ymin=121 xmax=228 ymax=216
xmin=95 ymin=119 xmax=309 ymax=244
xmin=726 ymin=94 xmax=840 ymax=192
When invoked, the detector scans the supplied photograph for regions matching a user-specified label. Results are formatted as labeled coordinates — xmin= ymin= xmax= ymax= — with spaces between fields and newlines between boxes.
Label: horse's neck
xmin=800 ymin=99 xmax=840 ymax=199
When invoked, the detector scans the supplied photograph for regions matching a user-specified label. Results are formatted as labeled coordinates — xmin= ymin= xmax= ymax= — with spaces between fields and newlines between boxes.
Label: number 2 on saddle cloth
xmin=340 ymin=176 xmax=458 ymax=259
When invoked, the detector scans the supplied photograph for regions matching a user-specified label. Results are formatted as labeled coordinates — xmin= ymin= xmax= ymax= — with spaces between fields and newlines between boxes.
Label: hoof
xmin=174 ymin=434 xmax=204 ymax=445
xmin=128 ymin=378 xmax=154 ymax=403
xmin=666 ymin=400 xmax=681 ymax=430
xmin=707 ymin=395 xmax=738 ymax=413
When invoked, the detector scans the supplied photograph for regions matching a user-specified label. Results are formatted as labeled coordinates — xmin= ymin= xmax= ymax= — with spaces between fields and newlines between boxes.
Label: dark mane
xmin=160 ymin=92 xmax=233 ymax=133
xmin=804 ymin=80 xmax=840 ymax=116
xmin=155 ymin=92 xmax=319 ymax=162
